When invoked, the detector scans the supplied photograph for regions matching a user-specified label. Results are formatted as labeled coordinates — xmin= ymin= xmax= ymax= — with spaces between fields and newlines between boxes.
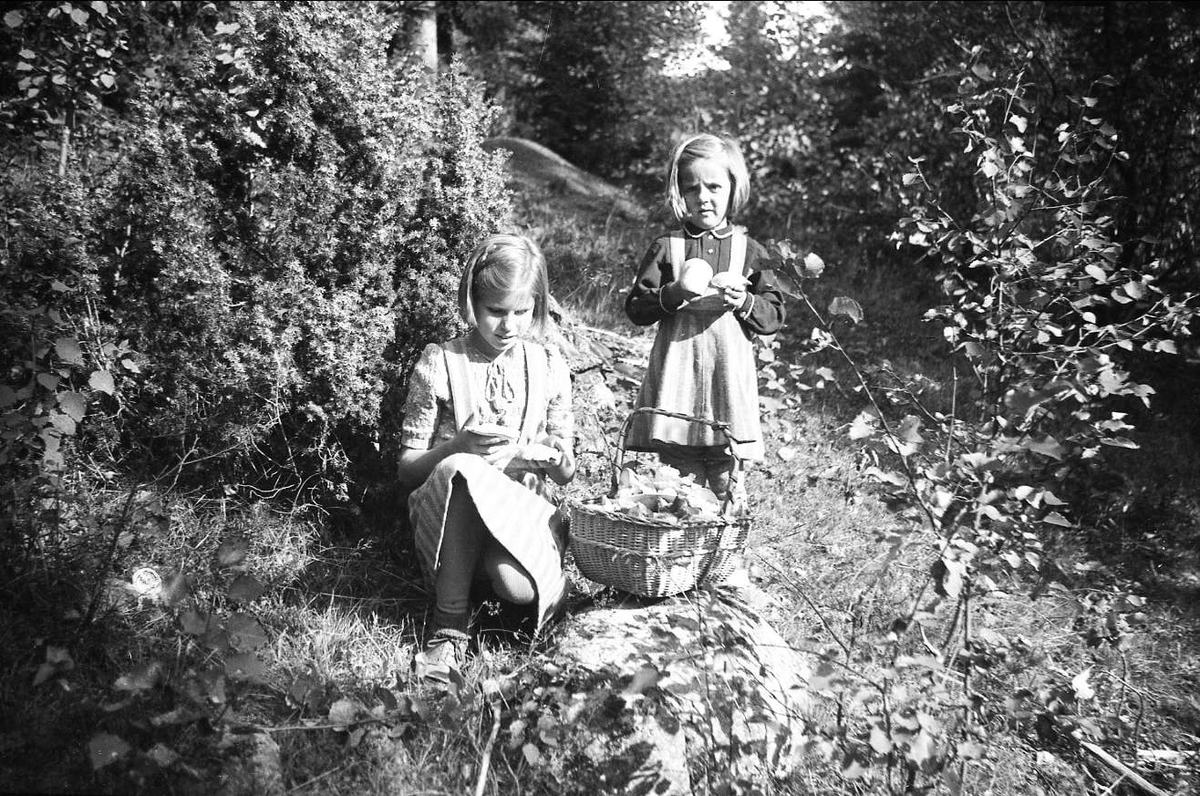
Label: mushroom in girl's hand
xmin=709 ymin=271 xmax=751 ymax=290
xmin=678 ymin=257 xmax=714 ymax=295
xmin=517 ymin=443 xmax=562 ymax=465
xmin=465 ymin=422 xmax=518 ymax=442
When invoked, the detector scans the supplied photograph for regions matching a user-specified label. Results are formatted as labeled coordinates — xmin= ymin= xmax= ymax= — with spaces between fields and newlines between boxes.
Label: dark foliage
xmin=1 ymin=1 xmax=510 ymax=513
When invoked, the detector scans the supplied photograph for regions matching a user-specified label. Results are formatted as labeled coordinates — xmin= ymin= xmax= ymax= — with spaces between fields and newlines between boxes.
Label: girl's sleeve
xmin=400 ymin=343 xmax=449 ymax=450
xmin=544 ymin=345 xmax=575 ymax=443
xmin=624 ymin=236 xmax=678 ymax=326
xmin=736 ymin=240 xmax=787 ymax=336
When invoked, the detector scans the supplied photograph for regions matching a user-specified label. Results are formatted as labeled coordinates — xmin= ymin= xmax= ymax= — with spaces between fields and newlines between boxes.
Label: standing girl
xmin=624 ymin=133 xmax=785 ymax=499
xmin=398 ymin=233 xmax=575 ymax=682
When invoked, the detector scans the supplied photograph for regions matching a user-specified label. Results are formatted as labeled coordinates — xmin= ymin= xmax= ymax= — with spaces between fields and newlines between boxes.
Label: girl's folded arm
xmin=625 ymin=239 xmax=682 ymax=325
xmin=738 ymin=268 xmax=786 ymax=335
xmin=398 ymin=424 xmax=507 ymax=486
xmin=397 ymin=444 xmax=446 ymax=487
xmin=397 ymin=430 xmax=473 ymax=486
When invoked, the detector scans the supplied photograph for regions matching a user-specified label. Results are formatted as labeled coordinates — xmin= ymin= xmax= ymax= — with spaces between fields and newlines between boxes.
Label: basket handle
xmin=612 ymin=407 xmax=749 ymax=505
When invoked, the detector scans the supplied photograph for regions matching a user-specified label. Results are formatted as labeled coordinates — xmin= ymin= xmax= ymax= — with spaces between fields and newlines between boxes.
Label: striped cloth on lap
xmin=410 ymin=452 xmax=567 ymax=630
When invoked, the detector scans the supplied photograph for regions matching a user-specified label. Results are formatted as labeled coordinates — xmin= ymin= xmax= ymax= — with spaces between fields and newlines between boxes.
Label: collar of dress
xmin=465 ymin=331 xmax=522 ymax=365
xmin=682 ymin=222 xmax=735 ymax=239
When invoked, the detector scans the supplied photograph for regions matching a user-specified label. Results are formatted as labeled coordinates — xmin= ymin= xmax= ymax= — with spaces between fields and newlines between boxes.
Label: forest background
xmin=2 ymin=1 xmax=1200 ymax=794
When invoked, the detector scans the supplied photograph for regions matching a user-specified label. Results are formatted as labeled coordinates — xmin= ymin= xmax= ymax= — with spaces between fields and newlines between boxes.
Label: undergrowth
xmin=4 ymin=72 xmax=1200 ymax=796
xmin=3 ymin=226 xmax=1199 ymax=795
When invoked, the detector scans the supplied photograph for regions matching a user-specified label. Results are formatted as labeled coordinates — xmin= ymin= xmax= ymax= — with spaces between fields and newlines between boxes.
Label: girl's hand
xmin=452 ymin=413 xmax=515 ymax=458
xmin=398 ymin=419 xmax=511 ymax=487
xmin=710 ymin=272 xmax=750 ymax=312
xmin=484 ymin=442 xmax=521 ymax=470
xmin=718 ymin=283 xmax=748 ymax=311
xmin=543 ymin=435 xmax=576 ymax=485
xmin=452 ymin=428 xmax=509 ymax=459
xmin=668 ymin=279 xmax=704 ymax=304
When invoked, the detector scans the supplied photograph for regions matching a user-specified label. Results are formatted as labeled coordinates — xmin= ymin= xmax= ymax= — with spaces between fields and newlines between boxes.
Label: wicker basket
xmin=568 ymin=408 xmax=751 ymax=597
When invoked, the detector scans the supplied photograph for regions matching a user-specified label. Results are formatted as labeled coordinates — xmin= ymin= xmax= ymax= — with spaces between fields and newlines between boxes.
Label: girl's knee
xmin=704 ymin=451 xmax=737 ymax=498
xmin=483 ymin=554 xmax=536 ymax=605
xmin=708 ymin=470 xmax=732 ymax=499
xmin=434 ymin=454 xmax=475 ymax=481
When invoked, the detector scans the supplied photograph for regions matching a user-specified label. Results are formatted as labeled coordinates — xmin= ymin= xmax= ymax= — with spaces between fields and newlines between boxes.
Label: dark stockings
xmin=433 ymin=475 xmax=536 ymax=633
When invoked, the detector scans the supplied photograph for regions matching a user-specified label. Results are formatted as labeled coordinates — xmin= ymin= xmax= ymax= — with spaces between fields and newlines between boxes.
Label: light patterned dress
xmin=402 ymin=337 xmax=574 ymax=629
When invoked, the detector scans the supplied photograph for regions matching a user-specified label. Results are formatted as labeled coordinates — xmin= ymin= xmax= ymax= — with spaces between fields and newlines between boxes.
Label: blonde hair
xmin=458 ymin=233 xmax=550 ymax=333
xmin=665 ymin=133 xmax=751 ymax=223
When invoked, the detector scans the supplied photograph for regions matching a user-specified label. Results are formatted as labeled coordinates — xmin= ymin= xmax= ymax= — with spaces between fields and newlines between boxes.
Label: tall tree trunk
xmin=436 ymin=3 xmax=454 ymax=67
xmin=409 ymin=1 xmax=438 ymax=73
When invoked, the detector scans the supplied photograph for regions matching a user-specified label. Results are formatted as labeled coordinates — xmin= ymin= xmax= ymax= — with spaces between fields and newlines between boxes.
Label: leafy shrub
xmin=1 ymin=2 xmax=511 ymax=517
xmin=772 ymin=60 xmax=1198 ymax=790
xmin=893 ymin=67 xmax=1196 ymax=504
xmin=0 ymin=165 xmax=132 ymax=553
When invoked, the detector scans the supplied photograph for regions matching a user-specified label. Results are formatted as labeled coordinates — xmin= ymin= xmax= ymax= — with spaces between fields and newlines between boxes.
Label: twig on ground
xmin=239 ymin=718 xmax=389 ymax=734
xmin=1080 ymin=741 xmax=1172 ymax=796
xmin=287 ymin=762 xmax=350 ymax=793
xmin=475 ymin=684 xmax=503 ymax=796
xmin=752 ymin=551 xmax=851 ymax=657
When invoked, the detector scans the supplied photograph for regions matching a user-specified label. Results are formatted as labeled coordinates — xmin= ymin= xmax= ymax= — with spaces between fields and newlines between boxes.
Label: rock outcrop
xmin=519 ymin=585 xmax=822 ymax=795
xmin=483 ymin=136 xmax=647 ymax=222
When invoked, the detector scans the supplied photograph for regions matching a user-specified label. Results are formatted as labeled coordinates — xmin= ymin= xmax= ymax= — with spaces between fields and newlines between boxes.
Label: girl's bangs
xmin=473 ymin=267 xmax=538 ymax=302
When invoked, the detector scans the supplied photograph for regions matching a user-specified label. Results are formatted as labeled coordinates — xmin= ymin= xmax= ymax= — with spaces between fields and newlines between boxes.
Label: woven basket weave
xmin=568 ymin=408 xmax=750 ymax=597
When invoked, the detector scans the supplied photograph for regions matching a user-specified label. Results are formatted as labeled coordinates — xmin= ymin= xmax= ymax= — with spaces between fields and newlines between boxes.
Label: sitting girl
xmin=397 ymin=233 xmax=576 ymax=682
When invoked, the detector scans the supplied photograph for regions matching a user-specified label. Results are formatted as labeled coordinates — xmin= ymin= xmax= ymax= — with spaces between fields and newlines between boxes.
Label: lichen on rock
xmin=515 ymin=585 xmax=823 ymax=795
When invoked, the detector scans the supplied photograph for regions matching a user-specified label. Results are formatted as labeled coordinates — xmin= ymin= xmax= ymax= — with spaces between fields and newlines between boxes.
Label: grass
xmin=2 ymin=155 xmax=1200 ymax=796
